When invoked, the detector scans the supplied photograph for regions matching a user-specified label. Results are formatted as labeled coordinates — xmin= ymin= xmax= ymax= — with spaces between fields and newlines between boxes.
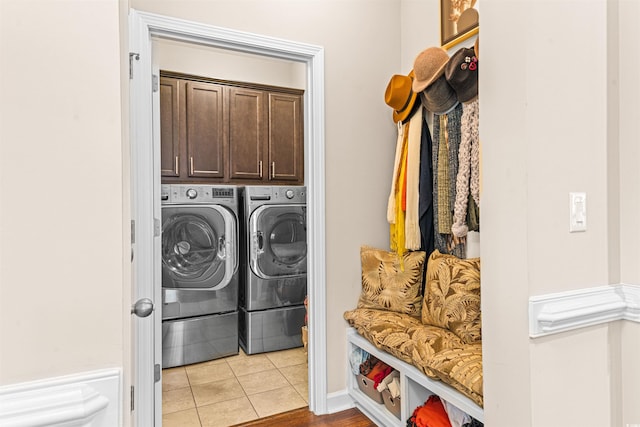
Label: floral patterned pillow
xmin=357 ymin=246 xmax=426 ymax=317
xmin=421 ymin=250 xmax=481 ymax=344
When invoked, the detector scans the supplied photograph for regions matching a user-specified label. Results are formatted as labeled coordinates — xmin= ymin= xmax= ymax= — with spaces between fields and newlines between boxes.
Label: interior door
xmin=130 ymin=58 xmax=163 ymax=426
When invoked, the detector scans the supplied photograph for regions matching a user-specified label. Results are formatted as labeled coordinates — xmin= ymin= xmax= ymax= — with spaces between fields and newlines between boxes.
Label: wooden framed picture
xmin=440 ymin=0 xmax=479 ymax=49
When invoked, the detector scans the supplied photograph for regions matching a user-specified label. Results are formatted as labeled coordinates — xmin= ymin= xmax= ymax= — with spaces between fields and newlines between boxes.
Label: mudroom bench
xmin=346 ymin=327 xmax=484 ymax=426
xmin=344 ymin=247 xmax=484 ymax=426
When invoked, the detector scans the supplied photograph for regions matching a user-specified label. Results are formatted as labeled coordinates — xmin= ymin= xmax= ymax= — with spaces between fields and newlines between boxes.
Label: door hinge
xmin=129 ymin=52 xmax=140 ymax=79
xmin=152 ymin=74 xmax=159 ymax=92
xmin=130 ymin=220 xmax=135 ymax=262
xmin=154 ymin=218 xmax=161 ymax=237
xmin=130 ymin=385 xmax=135 ymax=411
xmin=155 ymin=364 xmax=161 ymax=383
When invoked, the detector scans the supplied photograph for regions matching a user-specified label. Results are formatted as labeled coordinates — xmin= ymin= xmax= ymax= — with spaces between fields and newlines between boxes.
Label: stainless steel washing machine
xmin=161 ymin=184 xmax=240 ymax=368
xmin=239 ymin=185 xmax=307 ymax=354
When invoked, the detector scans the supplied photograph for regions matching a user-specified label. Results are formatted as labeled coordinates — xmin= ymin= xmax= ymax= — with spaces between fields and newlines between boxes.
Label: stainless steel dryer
xmin=161 ymin=184 xmax=240 ymax=368
xmin=239 ymin=186 xmax=307 ymax=354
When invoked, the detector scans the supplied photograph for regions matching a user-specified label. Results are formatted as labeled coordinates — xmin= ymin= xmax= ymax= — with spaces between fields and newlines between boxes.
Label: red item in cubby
xmin=407 ymin=395 xmax=452 ymax=427
xmin=365 ymin=361 xmax=392 ymax=388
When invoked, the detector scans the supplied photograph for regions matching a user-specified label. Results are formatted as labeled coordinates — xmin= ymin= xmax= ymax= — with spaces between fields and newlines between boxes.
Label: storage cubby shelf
xmin=346 ymin=327 xmax=484 ymax=425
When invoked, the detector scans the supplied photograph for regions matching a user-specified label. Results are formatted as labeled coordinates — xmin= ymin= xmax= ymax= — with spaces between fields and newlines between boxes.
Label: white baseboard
xmin=325 ymin=389 xmax=354 ymax=414
xmin=0 ymin=368 xmax=121 ymax=427
xmin=529 ymin=283 xmax=640 ymax=338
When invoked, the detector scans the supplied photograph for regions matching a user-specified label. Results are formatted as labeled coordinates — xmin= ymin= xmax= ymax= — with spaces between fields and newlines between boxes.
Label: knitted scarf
xmin=436 ymin=114 xmax=451 ymax=234
xmin=432 ymin=103 xmax=466 ymax=258
xmin=452 ymin=98 xmax=480 ymax=237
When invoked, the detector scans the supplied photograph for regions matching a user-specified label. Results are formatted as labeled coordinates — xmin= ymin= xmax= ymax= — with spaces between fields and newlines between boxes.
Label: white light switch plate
xmin=569 ymin=192 xmax=587 ymax=232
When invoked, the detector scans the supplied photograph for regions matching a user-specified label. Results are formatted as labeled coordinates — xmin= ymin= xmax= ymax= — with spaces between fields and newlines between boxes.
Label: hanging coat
xmin=418 ymin=108 xmax=435 ymax=259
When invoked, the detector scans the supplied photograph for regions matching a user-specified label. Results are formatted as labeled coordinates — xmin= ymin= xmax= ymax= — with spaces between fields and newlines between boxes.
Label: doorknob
xmin=131 ymin=298 xmax=154 ymax=318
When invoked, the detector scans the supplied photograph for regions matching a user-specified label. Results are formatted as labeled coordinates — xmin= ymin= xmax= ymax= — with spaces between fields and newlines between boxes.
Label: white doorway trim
xmin=129 ymin=9 xmax=327 ymax=425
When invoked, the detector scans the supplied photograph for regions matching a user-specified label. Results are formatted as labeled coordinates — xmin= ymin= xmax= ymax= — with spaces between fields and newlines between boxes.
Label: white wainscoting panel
xmin=0 ymin=368 xmax=121 ymax=427
xmin=529 ymin=284 xmax=640 ymax=338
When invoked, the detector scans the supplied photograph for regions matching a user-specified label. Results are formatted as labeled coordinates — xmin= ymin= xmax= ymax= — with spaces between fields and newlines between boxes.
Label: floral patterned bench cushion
xmin=344 ymin=308 xmax=425 ymax=365
xmin=344 ymin=308 xmax=484 ymax=407
xmin=422 ymin=250 xmax=482 ymax=344
xmin=427 ymin=345 xmax=484 ymax=407
xmin=357 ymin=246 xmax=426 ymax=317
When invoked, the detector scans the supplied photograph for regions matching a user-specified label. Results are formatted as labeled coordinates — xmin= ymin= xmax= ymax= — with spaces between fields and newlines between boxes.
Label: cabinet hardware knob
xmin=259 ymin=160 xmax=263 ymax=179
xmin=271 ymin=162 xmax=275 ymax=179
xmin=175 ymin=156 xmax=179 ymax=175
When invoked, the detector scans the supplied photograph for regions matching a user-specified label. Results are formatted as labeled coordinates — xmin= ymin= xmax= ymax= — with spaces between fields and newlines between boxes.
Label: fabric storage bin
xmin=381 ymin=389 xmax=401 ymax=419
xmin=356 ymin=374 xmax=384 ymax=403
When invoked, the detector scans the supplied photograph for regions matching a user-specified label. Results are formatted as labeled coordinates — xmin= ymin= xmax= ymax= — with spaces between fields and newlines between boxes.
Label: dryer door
xmin=249 ymin=204 xmax=307 ymax=279
xmin=162 ymin=205 xmax=237 ymax=290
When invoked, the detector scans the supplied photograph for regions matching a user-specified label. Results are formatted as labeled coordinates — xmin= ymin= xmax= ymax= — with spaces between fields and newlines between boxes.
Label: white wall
xmin=0 ymin=0 xmax=125 ymax=385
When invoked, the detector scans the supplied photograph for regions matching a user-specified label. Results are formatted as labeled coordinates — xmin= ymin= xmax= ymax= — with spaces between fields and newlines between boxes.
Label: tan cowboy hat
xmin=385 ymin=71 xmax=418 ymax=123
xmin=412 ymin=47 xmax=450 ymax=92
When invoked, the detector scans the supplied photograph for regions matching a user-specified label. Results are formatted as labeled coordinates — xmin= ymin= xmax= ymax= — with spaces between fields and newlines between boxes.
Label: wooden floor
xmin=232 ymin=407 xmax=377 ymax=427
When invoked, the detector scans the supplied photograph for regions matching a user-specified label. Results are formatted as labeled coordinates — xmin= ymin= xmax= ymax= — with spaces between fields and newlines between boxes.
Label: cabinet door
xmin=228 ymin=87 xmax=266 ymax=181
xmin=160 ymin=77 xmax=180 ymax=178
xmin=185 ymin=81 xmax=225 ymax=179
xmin=268 ymin=93 xmax=303 ymax=182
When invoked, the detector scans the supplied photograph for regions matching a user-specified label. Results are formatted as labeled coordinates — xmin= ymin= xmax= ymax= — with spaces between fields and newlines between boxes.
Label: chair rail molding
xmin=529 ymin=283 xmax=640 ymax=338
xmin=0 ymin=368 xmax=121 ymax=427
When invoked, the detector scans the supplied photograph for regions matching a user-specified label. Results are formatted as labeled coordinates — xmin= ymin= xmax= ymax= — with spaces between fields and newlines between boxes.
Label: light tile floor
xmin=162 ymin=347 xmax=308 ymax=427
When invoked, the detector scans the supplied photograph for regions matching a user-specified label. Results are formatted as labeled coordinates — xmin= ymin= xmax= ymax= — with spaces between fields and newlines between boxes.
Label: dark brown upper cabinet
xmin=185 ymin=81 xmax=225 ymax=179
xmin=228 ymin=87 xmax=267 ymax=181
xmin=159 ymin=77 xmax=180 ymax=177
xmin=160 ymin=71 xmax=304 ymax=185
xmin=268 ymin=92 xmax=303 ymax=182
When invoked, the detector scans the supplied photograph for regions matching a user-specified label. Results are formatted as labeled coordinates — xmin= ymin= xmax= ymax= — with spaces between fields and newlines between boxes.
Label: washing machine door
xmin=162 ymin=205 xmax=237 ymax=290
xmin=249 ymin=204 xmax=307 ymax=279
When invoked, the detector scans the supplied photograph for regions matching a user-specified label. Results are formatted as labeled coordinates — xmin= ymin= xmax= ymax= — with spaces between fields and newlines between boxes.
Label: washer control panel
xmin=161 ymin=184 xmax=237 ymax=204
xmin=186 ymin=188 xmax=198 ymax=199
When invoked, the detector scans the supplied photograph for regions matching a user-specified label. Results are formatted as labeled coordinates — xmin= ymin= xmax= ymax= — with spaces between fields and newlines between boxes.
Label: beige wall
xmin=400 ymin=0 xmax=440 ymax=72
xmin=1 ymin=1 xmax=638 ymax=426
xmin=618 ymin=2 xmax=640 ymax=424
xmin=618 ymin=0 xmax=640 ymax=286
xmin=481 ymin=0 xmax=640 ymax=426
xmin=0 ymin=0 xmax=125 ymax=384
xmin=130 ymin=0 xmax=402 ymax=394
xmin=152 ymin=39 xmax=306 ymax=89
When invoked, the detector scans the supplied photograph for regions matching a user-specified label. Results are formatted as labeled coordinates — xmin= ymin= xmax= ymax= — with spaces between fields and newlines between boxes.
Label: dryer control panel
xmin=245 ymin=186 xmax=306 ymax=206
